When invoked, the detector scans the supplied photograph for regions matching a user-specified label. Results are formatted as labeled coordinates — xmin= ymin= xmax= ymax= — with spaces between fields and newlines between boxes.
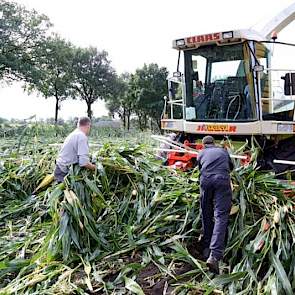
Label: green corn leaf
xmin=59 ymin=211 xmax=69 ymax=239
xmin=124 ymin=276 xmax=144 ymax=295
xmin=270 ymin=251 xmax=293 ymax=295
xmin=210 ymin=272 xmax=247 ymax=287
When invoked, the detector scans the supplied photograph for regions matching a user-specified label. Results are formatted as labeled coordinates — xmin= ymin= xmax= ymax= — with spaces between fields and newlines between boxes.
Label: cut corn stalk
xmin=1 ymin=135 xmax=295 ymax=294
xmin=273 ymin=210 xmax=280 ymax=224
xmin=33 ymin=174 xmax=54 ymax=193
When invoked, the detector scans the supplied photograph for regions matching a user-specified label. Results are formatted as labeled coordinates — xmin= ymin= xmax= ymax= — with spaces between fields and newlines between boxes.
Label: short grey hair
xmin=202 ymin=135 xmax=214 ymax=145
xmin=77 ymin=117 xmax=91 ymax=127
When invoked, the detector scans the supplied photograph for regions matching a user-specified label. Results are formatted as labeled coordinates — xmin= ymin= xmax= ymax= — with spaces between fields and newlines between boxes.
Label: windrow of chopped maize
xmin=0 ymin=140 xmax=295 ymax=294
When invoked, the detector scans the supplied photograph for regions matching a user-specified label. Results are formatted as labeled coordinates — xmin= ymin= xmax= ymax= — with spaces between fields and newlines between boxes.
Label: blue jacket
xmin=198 ymin=144 xmax=233 ymax=177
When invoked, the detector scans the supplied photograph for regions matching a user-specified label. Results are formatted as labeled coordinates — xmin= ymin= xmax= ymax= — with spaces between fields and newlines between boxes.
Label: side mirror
xmin=169 ymin=81 xmax=181 ymax=100
xmin=253 ymin=65 xmax=264 ymax=72
xmin=169 ymin=82 xmax=177 ymax=97
xmin=281 ymin=73 xmax=295 ymax=96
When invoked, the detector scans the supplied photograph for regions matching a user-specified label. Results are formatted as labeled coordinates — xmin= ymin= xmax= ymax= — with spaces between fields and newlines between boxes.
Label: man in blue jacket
xmin=198 ymin=135 xmax=233 ymax=274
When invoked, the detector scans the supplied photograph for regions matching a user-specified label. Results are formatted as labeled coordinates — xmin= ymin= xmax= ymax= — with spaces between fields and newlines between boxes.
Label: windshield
xmin=184 ymin=43 xmax=257 ymax=121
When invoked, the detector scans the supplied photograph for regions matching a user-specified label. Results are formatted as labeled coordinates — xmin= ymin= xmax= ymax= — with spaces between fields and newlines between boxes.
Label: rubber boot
xmin=206 ymin=254 xmax=220 ymax=274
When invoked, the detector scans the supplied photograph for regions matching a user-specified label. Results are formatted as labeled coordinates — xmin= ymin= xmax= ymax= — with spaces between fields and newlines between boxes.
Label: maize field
xmin=0 ymin=124 xmax=295 ymax=294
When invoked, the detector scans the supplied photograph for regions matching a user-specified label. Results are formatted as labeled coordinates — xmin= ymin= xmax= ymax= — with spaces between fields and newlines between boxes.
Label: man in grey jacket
xmin=198 ymin=135 xmax=233 ymax=274
xmin=54 ymin=117 xmax=96 ymax=183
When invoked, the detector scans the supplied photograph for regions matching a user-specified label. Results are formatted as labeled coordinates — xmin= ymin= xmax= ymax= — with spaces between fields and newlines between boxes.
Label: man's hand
xmin=83 ymin=162 xmax=96 ymax=171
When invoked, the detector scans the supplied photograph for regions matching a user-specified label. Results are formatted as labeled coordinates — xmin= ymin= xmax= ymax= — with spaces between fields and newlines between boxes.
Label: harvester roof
xmin=172 ymin=29 xmax=266 ymax=50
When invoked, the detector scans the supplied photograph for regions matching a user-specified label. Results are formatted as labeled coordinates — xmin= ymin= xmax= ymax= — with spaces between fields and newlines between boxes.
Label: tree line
xmin=0 ymin=0 xmax=168 ymax=130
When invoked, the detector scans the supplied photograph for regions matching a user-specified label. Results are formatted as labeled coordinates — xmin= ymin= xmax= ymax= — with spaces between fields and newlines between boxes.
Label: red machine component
xmin=283 ymin=181 xmax=295 ymax=198
xmin=167 ymin=140 xmax=251 ymax=170
xmin=167 ymin=140 xmax=203 ymax=171
xmin=240 ymin=152 xmax=251 ymax=166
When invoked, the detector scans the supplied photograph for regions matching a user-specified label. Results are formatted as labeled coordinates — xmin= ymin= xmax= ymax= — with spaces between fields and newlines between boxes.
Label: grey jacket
xmin=56 ymin=129 xmax=90 ymax=173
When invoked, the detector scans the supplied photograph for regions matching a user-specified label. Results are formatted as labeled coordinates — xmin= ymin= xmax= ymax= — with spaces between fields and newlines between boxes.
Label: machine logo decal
xmin=161 ymin=121 xmax=174 ymax=128
xmin=186 ymin=33 xmax=221 ymax=45
xmin=278 ymin=124 xmax=295 ymax=133
xmin=277 ymin=124 xmax=293 ymax=133
xmin=196 ymin=124 xmax=237 ymax=133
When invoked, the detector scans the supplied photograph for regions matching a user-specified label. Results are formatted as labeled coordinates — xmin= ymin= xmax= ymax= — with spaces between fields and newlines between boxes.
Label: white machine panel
xmin=161 ymin=119 xmax=295 ymax=135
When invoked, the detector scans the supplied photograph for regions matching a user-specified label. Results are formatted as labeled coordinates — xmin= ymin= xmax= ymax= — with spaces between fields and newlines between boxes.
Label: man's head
xmin=77 ymin=117 xmax=91 ymax=135
xmin=202 ymin=135 xmax=215 ymax=146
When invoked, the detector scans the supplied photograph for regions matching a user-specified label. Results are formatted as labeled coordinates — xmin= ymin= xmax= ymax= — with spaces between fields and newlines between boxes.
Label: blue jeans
xmin=54 ymin=165 xmax=67 ymax=183
xmin=200 ymin=174 xmax=232 ymax=260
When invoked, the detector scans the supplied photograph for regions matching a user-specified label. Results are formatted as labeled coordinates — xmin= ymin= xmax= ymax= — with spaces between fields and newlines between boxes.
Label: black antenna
xmin=176 ymin=51 xmax=181 ymax=72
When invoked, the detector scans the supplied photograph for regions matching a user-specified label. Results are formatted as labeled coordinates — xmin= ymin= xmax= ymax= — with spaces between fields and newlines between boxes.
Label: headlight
xmin=176 ymin=39 xmax=185 ymax=47
xmin=222 ymin=31 xmax=233 ymax=39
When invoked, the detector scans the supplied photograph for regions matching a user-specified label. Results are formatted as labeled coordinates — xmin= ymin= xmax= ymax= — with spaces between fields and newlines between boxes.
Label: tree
xmin=105 ymin=76 xmax=125 ymax=120
xmin=71 ymin=47 xmax=117 ymax=119
xmin=129 ymin=64 xmax=168 ymax=130
xmin=0 ymin=0 xmax=51 ymax=81
xmin=105 ymin=73 xmax=134 ymax=130
xmin=26 ymin=35 xmax=74 ymax=123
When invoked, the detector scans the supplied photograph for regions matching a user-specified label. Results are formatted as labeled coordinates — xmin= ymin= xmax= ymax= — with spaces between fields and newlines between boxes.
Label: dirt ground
xmin=137 ymin=238 xmax=204 ymax=294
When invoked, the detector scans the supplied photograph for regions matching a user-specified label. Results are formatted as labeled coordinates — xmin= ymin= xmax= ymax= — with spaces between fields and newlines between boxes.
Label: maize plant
xmin=0 ymin=140 xmax=294 ymax=294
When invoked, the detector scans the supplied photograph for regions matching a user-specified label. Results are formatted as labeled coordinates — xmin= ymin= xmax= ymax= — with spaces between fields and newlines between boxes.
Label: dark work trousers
xmin=54 ymin=165 xmax=67 ymax=183
xmin=200 ymin=174 xmax=232 ymax=260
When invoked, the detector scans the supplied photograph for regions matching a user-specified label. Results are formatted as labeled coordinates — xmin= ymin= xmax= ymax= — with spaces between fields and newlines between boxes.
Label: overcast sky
xmin=1 ymin=0 xmax=295 ymax=120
